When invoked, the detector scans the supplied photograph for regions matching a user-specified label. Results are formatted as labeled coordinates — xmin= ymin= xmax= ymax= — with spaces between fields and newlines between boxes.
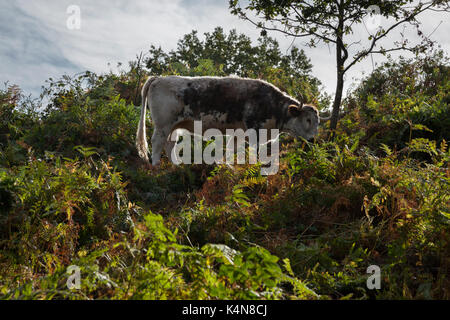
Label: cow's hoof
xmin=141 ymin=161 xmax=156 ymax=171
xmin=147 ymin=161 xmax=161 ymax=172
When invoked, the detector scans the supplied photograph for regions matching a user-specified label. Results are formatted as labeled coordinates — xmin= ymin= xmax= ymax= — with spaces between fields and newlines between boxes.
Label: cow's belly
xmin=171 ymin=110 xmax=246 ymax=134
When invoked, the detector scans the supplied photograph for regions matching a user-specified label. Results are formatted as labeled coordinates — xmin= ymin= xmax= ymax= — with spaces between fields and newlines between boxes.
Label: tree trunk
xmin=330 ymin=69 xmax=344 ymax=132
xmin=329 ymin=3 xmax=346 ymax=135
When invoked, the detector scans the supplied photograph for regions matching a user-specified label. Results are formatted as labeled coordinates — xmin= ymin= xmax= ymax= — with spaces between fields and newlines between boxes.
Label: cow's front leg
xmin=151 ymin=128 xmax=169 ymax=166
xmin=164 ymin=140 xmax=176 ymax=164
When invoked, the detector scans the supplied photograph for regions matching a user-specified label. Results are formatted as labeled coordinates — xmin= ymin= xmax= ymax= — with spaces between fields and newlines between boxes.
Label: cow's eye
xmin=307 ymin=118 xmax=311 ymax=125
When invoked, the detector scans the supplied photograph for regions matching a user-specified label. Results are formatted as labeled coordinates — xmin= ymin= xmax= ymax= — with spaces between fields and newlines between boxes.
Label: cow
xmin=136 ymin=75 xmax=322 ymax=166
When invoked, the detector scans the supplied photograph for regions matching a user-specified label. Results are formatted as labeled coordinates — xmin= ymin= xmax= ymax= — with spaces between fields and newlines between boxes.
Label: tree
xmin=229 ymin=0 xmax=450 ymax=133
xmin=144 ymin=27 xmax=327 ymax=105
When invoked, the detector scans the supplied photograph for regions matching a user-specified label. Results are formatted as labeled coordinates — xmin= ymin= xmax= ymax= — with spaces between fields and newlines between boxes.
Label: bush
xmin=343 ymin=50 xmax=450 ymax=151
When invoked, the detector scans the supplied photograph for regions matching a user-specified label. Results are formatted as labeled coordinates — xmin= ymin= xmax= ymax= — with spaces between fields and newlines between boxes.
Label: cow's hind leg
xmin=151 ymin=128 xmax=170 ymax=166
xmin=164 ymin=139 xmax=176 ymax=164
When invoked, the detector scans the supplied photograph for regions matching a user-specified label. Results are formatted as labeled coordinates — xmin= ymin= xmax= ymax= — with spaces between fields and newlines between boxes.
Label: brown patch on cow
xmin=172 ymin=119 xmax=195 ymax=133
xmin=261 ymin=117 xmax=277 ymax=129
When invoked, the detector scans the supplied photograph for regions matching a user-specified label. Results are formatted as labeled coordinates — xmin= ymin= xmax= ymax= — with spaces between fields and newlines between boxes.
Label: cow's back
xmin=148 ymin=76 xmax=297 ymax=132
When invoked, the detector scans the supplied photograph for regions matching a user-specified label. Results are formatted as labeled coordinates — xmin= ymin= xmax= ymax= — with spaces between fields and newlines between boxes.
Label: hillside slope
xmin=0 ymin=51 xmax=449 ymax=300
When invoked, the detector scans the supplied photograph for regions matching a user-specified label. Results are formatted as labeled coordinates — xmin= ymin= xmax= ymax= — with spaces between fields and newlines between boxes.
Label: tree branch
xmin=343 ymin=2 xmax=438 ymax=73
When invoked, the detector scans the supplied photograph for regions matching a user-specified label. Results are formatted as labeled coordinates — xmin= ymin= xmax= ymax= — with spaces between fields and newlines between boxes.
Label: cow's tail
xmin=136 ymin=76 xmax=157 ymax=164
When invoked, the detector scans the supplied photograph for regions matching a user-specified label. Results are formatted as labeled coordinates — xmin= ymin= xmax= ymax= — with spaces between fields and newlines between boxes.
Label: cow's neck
xmin=279 ymin=103 xmax=290 ymax=132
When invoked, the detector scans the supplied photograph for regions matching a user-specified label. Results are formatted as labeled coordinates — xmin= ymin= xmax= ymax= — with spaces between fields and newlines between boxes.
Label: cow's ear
xmin=288 ymin=104 xmax=302 ymax=117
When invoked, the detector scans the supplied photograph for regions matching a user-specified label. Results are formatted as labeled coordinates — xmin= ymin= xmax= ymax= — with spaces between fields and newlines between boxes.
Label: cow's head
xmin=283 ymin=104 xmax=320 ymax=140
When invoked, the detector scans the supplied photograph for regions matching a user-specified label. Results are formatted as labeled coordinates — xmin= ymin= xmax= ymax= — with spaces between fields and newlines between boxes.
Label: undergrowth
xmin=0 ymin=50 xmax=448 ymax=300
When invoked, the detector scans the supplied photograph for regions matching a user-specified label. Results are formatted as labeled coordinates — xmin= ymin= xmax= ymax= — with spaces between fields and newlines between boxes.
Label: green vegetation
xmin=0 ymin=28 xmax=449 ymax=299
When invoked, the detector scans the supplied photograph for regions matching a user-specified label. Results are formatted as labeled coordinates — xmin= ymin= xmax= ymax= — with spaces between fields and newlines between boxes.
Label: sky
xmin=1 ymin=0 xmax=448 ymax=102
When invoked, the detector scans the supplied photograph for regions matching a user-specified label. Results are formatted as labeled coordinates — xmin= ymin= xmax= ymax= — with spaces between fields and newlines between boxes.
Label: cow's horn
xmin=319 ymin=112 xmax=332 ymax=121
xmin=298 ymin=93 xmax=304 ymax=108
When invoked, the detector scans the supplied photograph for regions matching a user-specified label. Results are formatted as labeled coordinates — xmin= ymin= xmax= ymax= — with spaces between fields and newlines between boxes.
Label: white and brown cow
xmin=136 ymin=75 xmax=321 ymax=166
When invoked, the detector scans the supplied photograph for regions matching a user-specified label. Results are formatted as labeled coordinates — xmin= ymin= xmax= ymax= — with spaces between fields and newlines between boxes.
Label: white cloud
xmin=0 ymin=0 xmax=448 ymax=101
